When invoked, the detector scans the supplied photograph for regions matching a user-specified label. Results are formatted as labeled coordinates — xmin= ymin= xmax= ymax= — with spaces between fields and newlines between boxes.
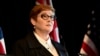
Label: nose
xmin=47 ymin=17 xmax=54 ymax=22
xmin=48 ymin=16 xmax=55 ymax=20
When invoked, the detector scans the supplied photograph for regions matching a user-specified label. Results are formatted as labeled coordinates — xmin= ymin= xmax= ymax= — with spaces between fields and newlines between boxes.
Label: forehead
xmin=39 ymin=10 xmax=55 ymax=15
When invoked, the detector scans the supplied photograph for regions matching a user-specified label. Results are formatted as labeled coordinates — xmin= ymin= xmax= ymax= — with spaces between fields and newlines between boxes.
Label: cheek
xmin=52 ymin=21 xmax=54 ymax=26
xmin=38 ymin=21 xmax=45 ymax=26
xmin=53 ymin=21 xmax=54 ymax=24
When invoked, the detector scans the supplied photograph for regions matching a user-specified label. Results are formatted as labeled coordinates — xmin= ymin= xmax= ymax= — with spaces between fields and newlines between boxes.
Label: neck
xmin=34 ymin=30 xmax=50 ymax=41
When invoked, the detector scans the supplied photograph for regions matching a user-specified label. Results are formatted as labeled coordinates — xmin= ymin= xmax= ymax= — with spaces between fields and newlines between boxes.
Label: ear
xmin=30 ymin=18 xmax=36 ymax=26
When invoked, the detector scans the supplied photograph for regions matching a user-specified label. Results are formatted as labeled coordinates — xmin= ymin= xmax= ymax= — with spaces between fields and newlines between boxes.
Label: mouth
xmin=46 ymin=24 xmax=52 ymax=26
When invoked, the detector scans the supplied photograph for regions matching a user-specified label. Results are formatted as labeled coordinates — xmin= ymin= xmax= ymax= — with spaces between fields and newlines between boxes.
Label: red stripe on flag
xmin=82 ymin=41 xmax=98 ymax=56
xmin=80 ymin=34 xmax=99 ymax=56
xmin=46 ymin=0 xmax=50 ymax=5
xmin=36 ymin=0 xmax=44 ymax=4
xmin=0 ymin=42 xmax=5 ymax=54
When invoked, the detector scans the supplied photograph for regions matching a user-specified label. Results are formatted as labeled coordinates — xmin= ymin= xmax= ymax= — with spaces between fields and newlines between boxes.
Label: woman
xmin=12 ymin=4 xmax=69 ymax=56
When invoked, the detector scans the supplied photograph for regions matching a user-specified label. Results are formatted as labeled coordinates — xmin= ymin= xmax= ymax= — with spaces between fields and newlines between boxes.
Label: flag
xmin=79 ymin=10 xmax=99 ymax=56
xmin=79 ymin=33 xmax=99 ymax=56
xmin=36 ymin=0 xmax=60 ymax=43
xmin=0 ymin=27 xmax=6 ymax=55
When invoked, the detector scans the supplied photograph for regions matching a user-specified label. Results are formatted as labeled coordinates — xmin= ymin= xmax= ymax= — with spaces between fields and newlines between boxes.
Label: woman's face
xmin=31 ymin=10 xmax=55 ymax=33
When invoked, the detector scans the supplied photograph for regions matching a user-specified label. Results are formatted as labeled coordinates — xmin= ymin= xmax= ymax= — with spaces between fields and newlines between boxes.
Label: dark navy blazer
xmin=12 ymin=32 xmax=69 ymax=56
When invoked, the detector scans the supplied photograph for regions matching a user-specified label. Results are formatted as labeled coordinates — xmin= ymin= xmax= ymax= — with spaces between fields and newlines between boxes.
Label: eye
xmin=50 ymin=15 xmax=55 ymax=19
xmin=40 ymin=14 xmax=55 ymax=20
xmin=41 ymin=14 xmax=47 ymax=18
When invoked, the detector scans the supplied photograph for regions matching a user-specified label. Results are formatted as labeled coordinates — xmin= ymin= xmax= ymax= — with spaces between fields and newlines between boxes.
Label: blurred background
xmin=0 ymin=0 xmax=100 ymax=56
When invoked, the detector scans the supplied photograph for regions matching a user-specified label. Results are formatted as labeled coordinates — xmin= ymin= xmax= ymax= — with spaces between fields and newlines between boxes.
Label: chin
xmin=45 ymin=29 xmax=52 ymax=33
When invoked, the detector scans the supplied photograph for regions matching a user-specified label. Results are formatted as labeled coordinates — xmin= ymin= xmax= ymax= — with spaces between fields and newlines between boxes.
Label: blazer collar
xmin=26 ymin=31 xmax=43 ymax=48
xmin=25 ymin=32 xmax=53 ymax=56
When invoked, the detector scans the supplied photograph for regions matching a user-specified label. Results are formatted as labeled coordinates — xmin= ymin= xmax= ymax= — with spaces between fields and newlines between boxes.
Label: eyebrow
xmin=41 ymin=13 xmax=55 ymax=16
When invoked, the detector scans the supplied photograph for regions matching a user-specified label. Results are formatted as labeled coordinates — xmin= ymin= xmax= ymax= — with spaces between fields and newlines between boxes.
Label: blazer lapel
xmin=52 ymin=40 xmax=68 ymax=56
xmin=26 ymin=32 xmax=53 ymax=56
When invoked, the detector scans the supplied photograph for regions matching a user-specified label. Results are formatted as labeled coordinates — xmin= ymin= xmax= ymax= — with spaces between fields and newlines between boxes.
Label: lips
xmin=46 ymin=24 xmax=52 ymax=26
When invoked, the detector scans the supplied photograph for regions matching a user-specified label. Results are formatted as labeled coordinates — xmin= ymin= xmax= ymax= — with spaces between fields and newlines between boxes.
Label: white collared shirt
xmin=34 ymin=32 xmax=59 ymax=56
